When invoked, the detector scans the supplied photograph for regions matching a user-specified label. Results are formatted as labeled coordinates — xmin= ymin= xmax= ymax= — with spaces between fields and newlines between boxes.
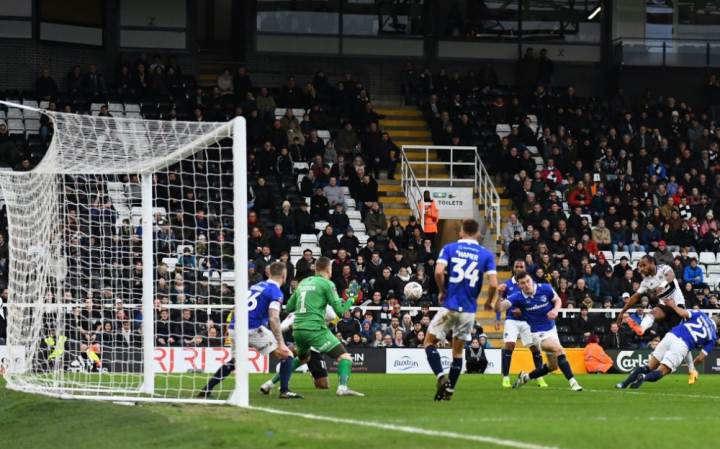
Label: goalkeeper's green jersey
xmin=286 ymin=275 xmax=352 ymax=331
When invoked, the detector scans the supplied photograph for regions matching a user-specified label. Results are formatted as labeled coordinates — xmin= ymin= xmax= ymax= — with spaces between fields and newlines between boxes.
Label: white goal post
xmin=1 ymin=101 xmax=249 ymax=406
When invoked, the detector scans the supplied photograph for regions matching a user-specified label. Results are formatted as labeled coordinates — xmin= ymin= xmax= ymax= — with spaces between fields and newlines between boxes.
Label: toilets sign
xmin=423 ymin=188 xmax=474 ymax=218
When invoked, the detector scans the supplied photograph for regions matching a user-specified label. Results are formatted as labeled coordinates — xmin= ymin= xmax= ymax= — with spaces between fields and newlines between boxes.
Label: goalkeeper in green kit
xmin=276 ymin=256 xmax=364 ymax=396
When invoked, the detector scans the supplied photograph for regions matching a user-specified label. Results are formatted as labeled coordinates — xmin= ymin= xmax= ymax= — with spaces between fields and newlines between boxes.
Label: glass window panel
xmin=257 ymin=0 xmax=340 ymax=35
xmin=342 ymin=0 xmax=424 ymax=36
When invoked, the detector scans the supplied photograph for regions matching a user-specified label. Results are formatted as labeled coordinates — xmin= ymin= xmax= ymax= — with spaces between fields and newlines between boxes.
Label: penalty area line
xmin=248 ymin=405 xmax=561 ymax=449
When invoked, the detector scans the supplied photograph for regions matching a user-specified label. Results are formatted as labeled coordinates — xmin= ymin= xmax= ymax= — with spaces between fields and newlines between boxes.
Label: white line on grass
xmin=249 ymin=406 xmax=561 ymax=449
xmin=579 ymin=388 xmax=720 ymax=401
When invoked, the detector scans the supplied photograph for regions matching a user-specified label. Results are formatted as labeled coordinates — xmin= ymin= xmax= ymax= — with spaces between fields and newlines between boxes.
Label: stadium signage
xmin=425 ymin=188 xmax=474 ymax=219
xmin=703 ymin=350 xmax=720 ymax=374
xmin=268 ymin=348 xmax=386 ymax=373
xmin=615 ymin=350 xmax=651 ymax=372
xmin=152 ymin=347 xmax=267 ymax=374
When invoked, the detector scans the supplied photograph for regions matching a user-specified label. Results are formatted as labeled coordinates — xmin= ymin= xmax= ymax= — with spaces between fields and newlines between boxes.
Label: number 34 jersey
xmin=437 ymin=239 xmax=497 ymax=314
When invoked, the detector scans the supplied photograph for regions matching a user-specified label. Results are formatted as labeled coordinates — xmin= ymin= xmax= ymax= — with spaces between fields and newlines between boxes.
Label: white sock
xmin=569 ymin=377 xmax=577 ymax=386
xmin=640 ymin=315 xmax=655 ymax=332
xmin=503 ymin=376 xmax=509 ymax=380
xmin=337 ymin=385 xmax=347 ymax=391
xmin=437 ymin=373 xmax=446 ymax=379
xmin=685 ymin=352 xmax=697 ymax=373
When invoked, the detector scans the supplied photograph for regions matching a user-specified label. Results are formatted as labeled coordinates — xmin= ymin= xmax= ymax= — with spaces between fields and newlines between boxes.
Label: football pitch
xmin=1 ymin=373 xmax=718 ymax=449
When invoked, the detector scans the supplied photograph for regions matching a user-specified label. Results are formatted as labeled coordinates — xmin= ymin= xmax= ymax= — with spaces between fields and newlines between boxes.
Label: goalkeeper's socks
xmin=621 ymin=365 xmax=650 ymax=388
xmin=501 ymin=349 xmax=512 ymax=376
xmin=338 ymin=358 xmax=352 ymax=387
xmin=528 ymin=363 xmax=551 ymax=380
xmin=424 ymin=345 xmax=444 ymax=377
xmin=270 ymin=357 xmax=301 ymax=384
xmin=279 ymin=356 xmax=294 ymax=391
xmin=204 ymin=362 xmax=235 ymax=393
xmin=448 ymin=357 xmax=463 ymax=389
xmin=643 ymin=370 xmax=664 ymax=383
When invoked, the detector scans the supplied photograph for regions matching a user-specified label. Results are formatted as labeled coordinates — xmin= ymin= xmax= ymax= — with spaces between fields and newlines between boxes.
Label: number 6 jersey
xmin=436 ymin=239 xmax=496 ymax=314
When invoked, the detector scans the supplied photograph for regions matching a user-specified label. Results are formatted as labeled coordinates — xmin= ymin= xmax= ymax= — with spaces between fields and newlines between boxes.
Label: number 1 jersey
xmin=437 ymin=239 xmax=496 ymax=314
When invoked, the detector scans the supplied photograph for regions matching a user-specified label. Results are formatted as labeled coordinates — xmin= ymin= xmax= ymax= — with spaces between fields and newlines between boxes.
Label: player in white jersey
xmin=260 ymin=305 xmax=337 ymax=393
xmin=616 ymin=255 xmax=699 ymax=384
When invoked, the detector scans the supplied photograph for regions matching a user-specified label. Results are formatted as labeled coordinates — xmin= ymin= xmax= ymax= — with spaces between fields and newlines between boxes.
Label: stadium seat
xmin=495 ymin=124 xmax=511 ymax=138
xmin=290 ymin=246 xmax=303 ymax=256
xmin=347 ymin=211 xmax=361 ymax=221
xmin=526 ymin=145 xmax=539 ymax=155
xmin=23 ymin=110 xmax=40 ymax=120
xmin=631 ymin=251 xmax=645 ymax=262
xmin=557 ymin=325 xmax=571 ymax=334
xmin=599 ymin=251 xmax=612 ymax=261
xmin=560 ymin=335 xmax=577 ymax=346
xmin=581 ymin=214 xmax=593 ymax=226
xmin=176 ymin=245 xmax=194 ymax=255
xmin=317 ymin=130 xmax=331 ymax=140
xmin=593 ymin=326 xmax=607 ymax=335
xmin=614 ymin=251 xmax=630 ymax=262
xmin=315 ymin=220 xmax=329 ymax=231
xmin=308 ymin=247 xmax=321 ymax=257
xmin=300 ymin=234 xmax=317 ymax=245
xmin=293 ymin=162 xmax=309 ymax=172
xmin=221 ymin=271 xmax=236 ymax=287
xmin=203 ymin=270 xmax=221 ymax=285
xmin=350 ymin=220 xmax=365 ymax=233
xmin=290 ymin=254 xmax=302 ymax=266
xmin=699 ymin=252 xmax=716 ymax=266
xmin=22 ymin=100 xmax=38 ymax=108
xmin=345 ymin=198 xmax=356 ymax=209
xmin=688 ymin=251 xmax=699 ymax=261
xmin=7 ymin=108 xmax=22 ymax=119
xmin=356 ymin=234 xmax=369 ymax=246
xmin=162 ymin=257 xmax=178 ymax=272
xmin=124 ymin=103 xmax=141 ymax=113
xmin=707 ymin=265 xmax=720 ymax=275
xmin=707 ymin=274 xmax=720 ymax=291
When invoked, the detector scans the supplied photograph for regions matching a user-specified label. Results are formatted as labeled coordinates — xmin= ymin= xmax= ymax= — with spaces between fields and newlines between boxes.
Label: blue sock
xmin=501 ymin=349 xmax=512 ymax=376
xmin=644 ymin=370 xmax=664 ymax=383
xmin=448 ymin=357 xmax=463 ymax=388
xmin=279 ymin=356 xmax=294 ymax=391
xmin=532 ymin=351 xmax=544 ymax=370
xmin=621 ymin=365 xmax=650 ymax=388
xmin=425 ymin=345 xmax=444 ymax=377
xmin=557 ymin=354 xmax=575 ymax=380
xmin=529 ymin=363 xmax=550 ymax=379
xmin=203 ymin=361 xmax=235 ymax=393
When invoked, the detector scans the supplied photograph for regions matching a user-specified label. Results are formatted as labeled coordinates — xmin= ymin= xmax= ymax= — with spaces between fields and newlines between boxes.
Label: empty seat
xmin=22 ymin=100 xmax=38 ymax=108
xmin=293 ymin=162 xmax=309 ymax=171
xmin=220 ymin=271 xmax=236 ymax=287
xmin=699 ymin=252 xmax=717 ymax=266
xmin=7 ymin=119 xmax=23 ymax=130
xmin=290 ymin=246 xmax=304 ymax=256
xmin=108 ymin=103 xmax=124 ymax=113
xmin=124 ymin=104 xmax=141 ymax=113
xmin=631 ymin=251 xmax=646 ymax=262
xmin=707 ymin=265 xmax=720 ymax=275
xmin=7 ymin=109 xmax=22 ymax=119
xmin=688 ymin=251 xmax=699 ymax=261
xmin=300 ymin=234 xmax=317 ymax=245
xmin=23 ymin=110 xmax=40 ymax=120
xmin=162 ymin=257 xmax=178 ymax=272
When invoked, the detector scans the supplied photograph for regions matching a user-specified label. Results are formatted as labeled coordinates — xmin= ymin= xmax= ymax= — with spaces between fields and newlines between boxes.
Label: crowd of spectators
xmin=0 ymin=57 xmax=453 ymax=354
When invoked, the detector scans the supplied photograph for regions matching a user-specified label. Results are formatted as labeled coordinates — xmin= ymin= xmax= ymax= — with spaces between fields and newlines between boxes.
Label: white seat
xmin=304 ymin=197 xmax=312 ymax=206
xmin=581 ymin=214 xmax=593 ymax=226
xmin=706 ymin=274 xmax=720 ymax=289
xmin=292 ymin=109 xmax=306 ymax=118
xmin=290 ymin=246 xmax=304 ymax=256
xmin=527 ymin=114 xmax=537 ymax=123
xmin=496 ymin=124 xmax=511 ymax=134
xmin=91 ymin=103 xmax=104 ymax=112
xmin=204 ymin=270 xmax=221 ymax=285
xmin=0 ymin=111 xmax=5 ymax=120
xmin=293 ymin=162 xmax=309 ymax=171
xmin=341 ymin=186 xmax=350 ymax=195
xmin=221 ymin=271 xmax=236 ymax=287
xmin=631 ymin=251 xmax=645 ymax=262
xmin=350 ymin=221 xmax=366 ymax=233
xmin=23 ymin=110 xmax=40 ymax=120
xmin=274 ymin=111 xmax=284 ymax=120
xmin=347 ymin=211 xmax=361 ymax=221
xmin=308 ymin=247 xmax=321 ymax=257
xmin=317 ymin=130 xmax=331 ymax=140
xmin=7 ymin=108 xmax=22 ymax=119
xmin=300 ymin=234 xmax=317 ymax=245
xmin=177 ymin=244 xmax=194 ymax=255
xmin=699 ymin=265 xmax=707 ymax=276
xmin=345 ymin=198 xmax=356 ymax=209
xmin=108 ymin=103 xmax=124 ymax=112
xmin=24 ymin=119 xmax=40 ymax=131
xmin=22 ymin=100 xmax=38 ymax=108
xmin=614 ymin=251 xmax=631 ymax=263
xmin=315 ymin=221 xmax=329 ymax=231
xmin=290 ymin=254 xmax=302 ymax=266
xmin=7 ymin=119 xmax=23 ymax=130
xmin=39 ymin=101 xmax=50 ymax=109
xmin=124 ymin=103 xmax=141 ymax=113
xmin=125 ymin=112 xmax=142 ymax=119
xmin=356 ymin=234 xmax=369 ymax=246
xmin=688 ymin=251 xmax=699 ymax=261
xmin=699 ymin=252 xmax=717 ymax=266
xmin=599 ymin=251 xmax=612 ymax=261
xmin=707 ymin=265 xmax=720 ymax=275
xmin=107 ymin=182 xmax=124 ymax=192
xmin=526 ymin=146 xmax=539 ymax=155
xmin=162 ymin=257 xmax=178 ymax=272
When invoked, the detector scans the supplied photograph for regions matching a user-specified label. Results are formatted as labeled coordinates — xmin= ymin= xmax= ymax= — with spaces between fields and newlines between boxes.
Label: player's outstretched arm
xmin=547 ymin=294 xmax=562 ymax=320
xmin=663 ymin=298 xmax=690 ymax=320
xmin=494 ymin=296 xmax=512 ymax=313
xmin=328 ymin=282 xmax=354 ymax=316
xmin=616 ymin=292 xmax=642 ymax=325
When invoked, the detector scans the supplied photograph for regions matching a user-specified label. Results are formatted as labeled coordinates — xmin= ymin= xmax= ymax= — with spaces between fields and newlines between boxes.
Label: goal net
xmin=1 ymin=103 xmax=249 ymax=405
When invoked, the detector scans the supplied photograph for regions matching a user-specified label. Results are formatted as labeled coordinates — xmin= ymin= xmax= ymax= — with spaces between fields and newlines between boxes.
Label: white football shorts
xmin=504 ymin=319 xmax=534 ymax=346
xmin=651 ymin=333 xmax=689 ymax=373
xmin=230 ymin=326 xmax=278 ymax=356
xmin=530 ymin=327 xmax=560 ymax=350
xmin=427 ymin=308 xmax=476 ymax=341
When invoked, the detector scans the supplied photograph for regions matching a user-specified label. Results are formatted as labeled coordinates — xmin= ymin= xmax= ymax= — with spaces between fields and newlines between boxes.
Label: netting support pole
xmin=140 ymin=173 xmax=156 ymax=395
xmin=229 ymin=117 xmax=249 ymax=407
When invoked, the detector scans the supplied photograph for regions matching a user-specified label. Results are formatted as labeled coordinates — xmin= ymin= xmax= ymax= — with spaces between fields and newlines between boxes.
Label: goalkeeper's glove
xmin=347 ymin=282 xmax=360 ymax=302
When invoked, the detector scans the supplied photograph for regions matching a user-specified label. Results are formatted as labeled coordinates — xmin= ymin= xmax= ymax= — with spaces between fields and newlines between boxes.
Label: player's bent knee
xmin=272 ymin=348 xmax=290 ymax=360
xmin=504 ymin=342 xmax=516 ymax=351
xmin=315 ymin=378 xmax=329 ymax=389
xmin=529 ymin=345 xmax=539 ymax=353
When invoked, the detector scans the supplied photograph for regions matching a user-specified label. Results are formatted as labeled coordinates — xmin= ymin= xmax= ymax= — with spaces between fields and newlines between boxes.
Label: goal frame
xmin=1 ymin=102 xmax=249 ymax=407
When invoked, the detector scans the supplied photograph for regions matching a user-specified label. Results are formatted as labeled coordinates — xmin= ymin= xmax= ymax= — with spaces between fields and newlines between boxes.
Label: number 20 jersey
xmin=437 ymin=239 xmax=496 ymax=314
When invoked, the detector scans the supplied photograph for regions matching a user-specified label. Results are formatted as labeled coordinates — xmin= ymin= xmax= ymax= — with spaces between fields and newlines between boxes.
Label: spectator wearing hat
xmin=684 ymin=258 xmax=709 ymax=290
xmin=247 ymin=263 xmax=262 ymax=286
xmin=275 ymin=201 xmax=295 ymax=234
xmin=700 ymin=211 xmax=719 ymax=236
xmin=404 ymin=215 xmax=423 ymax=241
xmin=654 ymin=241 xmax=675 ymax=266
xmin=294 ymin=203 xmax=315 ymax=236
xmin=585 ymin=334 xmax=622 ymax=373
xmin=613 ymin=256 xmax=631 ymax=279
xmin=600 ymin=265 xmax=623 ymax=306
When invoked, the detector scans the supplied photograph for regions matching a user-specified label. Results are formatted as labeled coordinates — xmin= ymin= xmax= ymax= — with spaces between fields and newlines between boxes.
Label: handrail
xmin=400 ymin=145 xmax=501 ymax=243
xmin=399 ymin=148 xmax=424 ymax=230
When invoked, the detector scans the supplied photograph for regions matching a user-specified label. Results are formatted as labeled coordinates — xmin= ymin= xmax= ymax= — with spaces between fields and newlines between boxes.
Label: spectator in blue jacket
xmin=648 ymin=157 xmax=667 ymax=180
xmin=582 ymin=264 xmax=600 ymax=297
xmin=641 ymin=222 xmax=662 ymax=251
xmin=611 ymin=221 xmax=627 ymax=254
xmin=684 ymin=258 xmax=709 ymax=290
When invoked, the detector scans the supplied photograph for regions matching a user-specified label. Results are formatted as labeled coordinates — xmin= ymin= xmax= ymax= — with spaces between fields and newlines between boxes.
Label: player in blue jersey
xmin=495 ymin=271 xmax=583 ymax=391
xmin=496 ymin=259 xmax=548 ymax=388
xmin=617 ymin=298 xmax=720 ymax=389
xmin=425 ymin=218 xmax=498 ymax=401
xmin=199 ymin=262 xmax=303 ymax=399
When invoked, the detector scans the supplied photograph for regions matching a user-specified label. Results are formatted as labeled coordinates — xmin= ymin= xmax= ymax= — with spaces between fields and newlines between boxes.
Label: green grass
xmin=2 ymin=373 xmax=719 ymax=449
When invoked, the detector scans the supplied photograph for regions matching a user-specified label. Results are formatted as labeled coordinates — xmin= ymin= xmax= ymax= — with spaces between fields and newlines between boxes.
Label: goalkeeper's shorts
xmin=293 ymin=328 xmax=341 ymax=360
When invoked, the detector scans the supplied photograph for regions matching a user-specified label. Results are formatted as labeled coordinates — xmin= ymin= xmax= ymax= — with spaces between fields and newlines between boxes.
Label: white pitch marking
xmin=249 ymin=406 xmax=561 ymax=449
